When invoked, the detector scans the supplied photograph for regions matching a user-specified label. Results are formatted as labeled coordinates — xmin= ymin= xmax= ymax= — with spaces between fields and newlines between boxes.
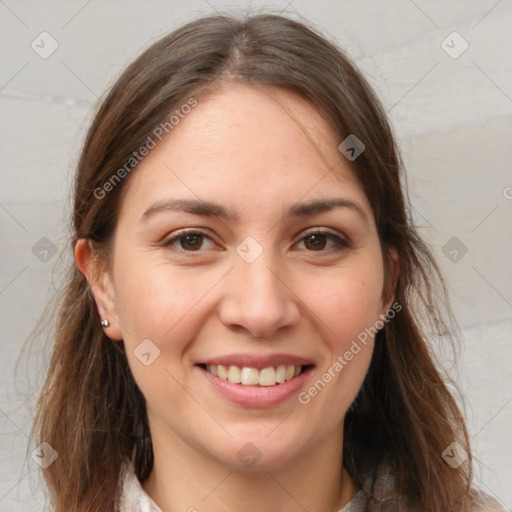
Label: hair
xmin=29 ymin=12 xmax=481 ymax=512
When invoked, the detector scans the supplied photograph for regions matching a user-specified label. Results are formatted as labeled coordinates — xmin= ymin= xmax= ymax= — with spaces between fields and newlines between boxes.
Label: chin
xmin=206 ymin=431 xmax=305 ymax=472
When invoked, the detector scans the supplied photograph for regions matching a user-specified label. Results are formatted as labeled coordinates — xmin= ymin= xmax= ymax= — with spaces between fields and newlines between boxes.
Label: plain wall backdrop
xmin=1 ymin=1 xmax=511 ymax=510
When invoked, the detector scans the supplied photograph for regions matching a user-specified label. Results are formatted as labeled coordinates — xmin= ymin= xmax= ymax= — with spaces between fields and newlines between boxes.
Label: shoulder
xmin=361 ymin=464 xmax=506 ymax=512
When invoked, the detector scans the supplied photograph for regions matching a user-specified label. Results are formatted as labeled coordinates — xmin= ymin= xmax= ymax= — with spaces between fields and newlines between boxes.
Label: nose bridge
xmin=218 ymin=237 xmax=300 ymax=337
xmin=235 ymin=233 xmax=281 ymax=291
xmin=240 ymin=251 xmax=280 ymax=300
xmin=234 ymin=243 xmax=286 ymax=310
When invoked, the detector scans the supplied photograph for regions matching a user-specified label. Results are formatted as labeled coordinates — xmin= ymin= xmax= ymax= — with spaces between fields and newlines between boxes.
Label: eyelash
xmin=161 ymin=228 xmax=352 ymax=255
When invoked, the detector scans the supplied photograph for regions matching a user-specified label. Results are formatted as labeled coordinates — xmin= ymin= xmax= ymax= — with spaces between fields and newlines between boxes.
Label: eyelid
xmin=294 ymin=227 xmax=352 ymax=249
xmin=161 ymin=228 xmax=219 ymax=252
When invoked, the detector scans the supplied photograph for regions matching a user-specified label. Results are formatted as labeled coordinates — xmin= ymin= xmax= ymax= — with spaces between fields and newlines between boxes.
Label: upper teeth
xmin=207 ymin=364 xmax=302 ymax=386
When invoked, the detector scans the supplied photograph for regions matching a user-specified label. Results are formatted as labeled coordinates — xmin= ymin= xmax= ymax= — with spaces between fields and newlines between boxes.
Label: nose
xmin=218 ymin=249 xmax=301 ymax=339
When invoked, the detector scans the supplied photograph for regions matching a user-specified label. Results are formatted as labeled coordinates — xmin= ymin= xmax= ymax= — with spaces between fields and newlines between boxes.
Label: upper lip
xmin=197 ymin=353 xmax=315 ymax=370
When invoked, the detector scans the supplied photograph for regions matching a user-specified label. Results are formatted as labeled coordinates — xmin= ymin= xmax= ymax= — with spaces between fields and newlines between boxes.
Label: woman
xmin=31 ymin=13 xmax=503 ymax=512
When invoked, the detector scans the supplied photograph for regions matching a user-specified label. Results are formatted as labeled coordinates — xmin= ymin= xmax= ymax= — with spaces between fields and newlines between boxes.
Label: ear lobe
xmin=74 ymin=238 xmax=123 ymax=340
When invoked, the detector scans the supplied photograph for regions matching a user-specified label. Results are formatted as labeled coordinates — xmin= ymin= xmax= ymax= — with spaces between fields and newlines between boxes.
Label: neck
xmin=142 ymin=416 xmax=358 ymax=512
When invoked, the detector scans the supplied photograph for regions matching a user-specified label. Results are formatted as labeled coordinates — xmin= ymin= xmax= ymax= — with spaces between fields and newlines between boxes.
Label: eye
xmin=161 ymin=228 xmax=351 ymax=255
xmin=161 ymin=230 xmax=217 ymax=252
xmin=295 ymin=229 xmax=351 ymax=252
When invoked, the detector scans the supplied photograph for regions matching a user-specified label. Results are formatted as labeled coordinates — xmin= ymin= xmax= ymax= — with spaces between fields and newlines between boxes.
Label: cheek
xmin=113 ymin=251 xmax=208 ymax=341
xmin=296 ymin=270 xmax=383 ymax=429
xmin=314 ymin=279 xmax=380 ymax=394
xmin=330 ymin=280 xmax=383 ymax=337
xmin=306 ymin=262 xmax=385 ymax=343
xmin=114 ymin=263 xmax=207 ymax=410
xmin=113 ymin=259 xmax=227 ymax=393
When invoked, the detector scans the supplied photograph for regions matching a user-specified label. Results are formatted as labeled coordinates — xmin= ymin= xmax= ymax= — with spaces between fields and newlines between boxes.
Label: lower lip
xmin=198 ymin=366 xmax=315 ymax=408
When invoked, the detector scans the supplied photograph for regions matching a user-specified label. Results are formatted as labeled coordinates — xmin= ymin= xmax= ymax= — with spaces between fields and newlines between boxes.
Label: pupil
xmin=182 ymin=234 xmax=202 ymax=250
xmin=306 ymin=234 xmax=326 ymax=250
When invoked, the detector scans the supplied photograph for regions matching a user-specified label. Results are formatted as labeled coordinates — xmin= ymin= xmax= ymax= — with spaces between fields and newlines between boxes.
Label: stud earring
xmin=101 ymin=319 xmax=110 ymax=328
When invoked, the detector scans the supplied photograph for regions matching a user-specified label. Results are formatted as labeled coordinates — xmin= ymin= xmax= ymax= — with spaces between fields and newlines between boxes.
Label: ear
xmin=74 ymin=238 xmax=123 ymax=340
xmin=381 ymin=246 xmax=400 ymax=314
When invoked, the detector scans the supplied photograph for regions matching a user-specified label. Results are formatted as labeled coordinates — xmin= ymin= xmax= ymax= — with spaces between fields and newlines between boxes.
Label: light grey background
xmin=1 ymin=1 xmax=511 ymax=510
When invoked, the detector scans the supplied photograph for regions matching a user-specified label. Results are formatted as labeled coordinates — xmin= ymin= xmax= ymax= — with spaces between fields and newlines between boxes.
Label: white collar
xmin=118 ymin=459 xmax=163 ymax=512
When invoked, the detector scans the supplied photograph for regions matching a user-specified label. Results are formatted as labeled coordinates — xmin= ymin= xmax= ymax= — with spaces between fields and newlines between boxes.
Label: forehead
xmin=117 ymin=84 xmax=371 ymax=222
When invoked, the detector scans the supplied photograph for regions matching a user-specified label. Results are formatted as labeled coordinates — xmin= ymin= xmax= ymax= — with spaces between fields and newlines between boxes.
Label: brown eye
xmin=296 ymin=230 xmax=351 ymax=253
xmin=179 ymin=233 xmax=204 ymax=251
xmin=162 ymin=230 xmax=216 ymax=253
xmin=304 ymin=233 xmax=328 ymax=251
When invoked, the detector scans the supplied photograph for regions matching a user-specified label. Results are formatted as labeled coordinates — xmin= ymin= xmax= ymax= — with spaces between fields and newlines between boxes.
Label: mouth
xmin=195 ymin=363 xmax=315 ymax=387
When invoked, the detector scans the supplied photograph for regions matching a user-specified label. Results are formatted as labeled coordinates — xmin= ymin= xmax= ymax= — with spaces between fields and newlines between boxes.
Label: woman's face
xmin=88 ymin=84 xmax=393 ymax=470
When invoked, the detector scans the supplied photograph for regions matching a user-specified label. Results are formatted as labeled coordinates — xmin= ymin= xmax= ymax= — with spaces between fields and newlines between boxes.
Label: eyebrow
xmin=140 ymin=197 xmax=368 ymax=224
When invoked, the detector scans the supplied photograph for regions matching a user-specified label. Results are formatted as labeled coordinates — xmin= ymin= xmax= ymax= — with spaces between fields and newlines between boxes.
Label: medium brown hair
xmin=31 ymin=12 xmax=478 ymax=511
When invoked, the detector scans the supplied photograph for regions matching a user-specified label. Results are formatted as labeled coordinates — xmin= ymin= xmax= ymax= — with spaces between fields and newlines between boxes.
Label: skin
xmin=76 ymin=84 xmax=396 ymax=512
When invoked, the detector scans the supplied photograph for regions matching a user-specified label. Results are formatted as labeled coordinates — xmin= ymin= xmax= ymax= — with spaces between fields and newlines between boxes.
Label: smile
xmin=200 ymin=363 xmax=312 ymax=387
xmin=196 ymin=363 xmax=315 ymax=408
